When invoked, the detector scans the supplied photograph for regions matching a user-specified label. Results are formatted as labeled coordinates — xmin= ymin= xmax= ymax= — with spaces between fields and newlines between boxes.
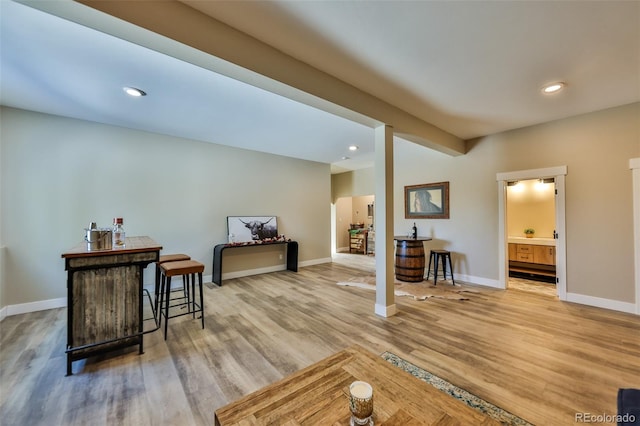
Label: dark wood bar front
xmin=61 ymin=236 xmax=162 ymax=375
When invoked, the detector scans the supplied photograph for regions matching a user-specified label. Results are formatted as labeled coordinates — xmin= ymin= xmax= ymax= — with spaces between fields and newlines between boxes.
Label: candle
xmin=350 ymin=381 xmax=373 ymax=399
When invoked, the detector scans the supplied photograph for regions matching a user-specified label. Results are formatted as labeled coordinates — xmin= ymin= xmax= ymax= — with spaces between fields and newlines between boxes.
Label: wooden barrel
xmin=395 ymin=240 xmax=425 ymax=282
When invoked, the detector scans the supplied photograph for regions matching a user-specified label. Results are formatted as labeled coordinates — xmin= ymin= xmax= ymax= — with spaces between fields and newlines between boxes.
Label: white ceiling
xmin=2 ymin=0 xmax=639 ymax=173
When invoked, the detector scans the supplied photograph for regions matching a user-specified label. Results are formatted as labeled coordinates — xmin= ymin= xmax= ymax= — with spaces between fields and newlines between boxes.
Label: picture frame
xmin=404 ymin=182 xmax=450 ymax=219
xmin=227 ymin=216 xmax=278 ymax=243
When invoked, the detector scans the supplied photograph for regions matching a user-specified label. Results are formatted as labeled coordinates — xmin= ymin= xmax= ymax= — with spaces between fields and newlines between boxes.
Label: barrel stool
xmin=426 ymin=249 xmax=455 ymax=286
xmin=154 ymin=254 xmax=191 ymax=318
xmin=159 ymin=260 xmax=205 ymax=340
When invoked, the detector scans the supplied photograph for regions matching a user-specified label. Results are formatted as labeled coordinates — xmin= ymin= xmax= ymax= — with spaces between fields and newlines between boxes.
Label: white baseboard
xmin=566 ymin=292 xmax=637 ymax=315
xmin=219 ymin=257 xmax=332 ymax=281
xmin=454 ymin=273 xmax=502 ymax=289
xmin=5 ymin=297 xmax=67 ymax=317
xmin=301 ymin=257 xmax=332 ymax=267
xmin=221 ymin=264 xmax=286 ymax=280
xmin=375 ymin=303 xmax=397 ymax=317
xmin=454 ymin=274 xmax=638 ymax=315
xmin=2 ymin=263 xmax=636 ymax=318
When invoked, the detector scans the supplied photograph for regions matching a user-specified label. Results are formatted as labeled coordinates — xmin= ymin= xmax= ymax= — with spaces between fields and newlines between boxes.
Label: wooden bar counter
xmin=61 ymin=236 xmax=162 ymax=375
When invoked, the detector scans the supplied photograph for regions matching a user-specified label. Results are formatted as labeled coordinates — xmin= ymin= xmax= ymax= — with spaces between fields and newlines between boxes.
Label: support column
xmin=374 ymin=125 xmax=396 ymax=317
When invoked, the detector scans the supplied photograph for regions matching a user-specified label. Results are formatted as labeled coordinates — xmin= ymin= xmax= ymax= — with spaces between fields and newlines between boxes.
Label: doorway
xmin=506 ymin=178 xmax=557 ymax=296
xmin=333 ymin=195 xmax=374 ymax=255
xmin=497 ymin=166 xmax=567 ymax=300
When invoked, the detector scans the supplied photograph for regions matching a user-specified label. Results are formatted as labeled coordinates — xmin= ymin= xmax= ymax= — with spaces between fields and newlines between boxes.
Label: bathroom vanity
xmin=508 ymin=237 xmax=556 ymax=279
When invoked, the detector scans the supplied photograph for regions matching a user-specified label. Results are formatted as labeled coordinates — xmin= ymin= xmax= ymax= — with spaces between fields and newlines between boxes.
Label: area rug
xmin=381 ymin=352 xmax=533 ymax=426
xmin=337 ymin=276 xmax=477 ymax=300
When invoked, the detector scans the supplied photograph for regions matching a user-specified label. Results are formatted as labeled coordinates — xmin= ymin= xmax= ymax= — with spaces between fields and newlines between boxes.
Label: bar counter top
xmin=393 ymin=236 xmax=433 ymax=241
xmin=62 ymin=236 xmax=162 ymax=259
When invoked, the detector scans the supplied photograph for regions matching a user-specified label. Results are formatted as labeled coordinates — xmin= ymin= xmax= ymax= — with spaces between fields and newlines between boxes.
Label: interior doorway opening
xmin=333 ymin=195 xmax=375 ymax=255
xmin=497 ymin=166 xmax=567 ymax=300
xmin=506 ymin=178 xmax=557 ymax=296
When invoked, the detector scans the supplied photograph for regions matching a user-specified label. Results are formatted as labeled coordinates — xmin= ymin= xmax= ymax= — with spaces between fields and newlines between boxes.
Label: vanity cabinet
xmin=509 ymin=243 xmax=555 ymax=277
xmin=533 ymin=245 xmax=555 ymax=265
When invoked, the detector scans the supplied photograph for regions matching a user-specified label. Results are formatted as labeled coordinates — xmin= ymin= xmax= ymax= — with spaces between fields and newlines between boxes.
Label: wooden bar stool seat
xmin=159 ymin=260 xmax=205 ymax=340
xmin=426 ymin=249 xmax=455 ymax=286
xmin=159 ymin=254 xmax=191 ymax=263
xmin=154 ymin=254 xmax=191 ymax=315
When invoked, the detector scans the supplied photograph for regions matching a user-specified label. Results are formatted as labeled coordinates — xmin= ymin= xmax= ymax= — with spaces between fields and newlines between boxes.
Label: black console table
xmin=212 ymin=240 xmax=298 ymax=286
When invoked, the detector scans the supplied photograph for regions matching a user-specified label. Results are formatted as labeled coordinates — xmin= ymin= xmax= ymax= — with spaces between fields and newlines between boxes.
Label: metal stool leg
xmin=447 ymin=254 xmax=455 ymax=285
xmin=190 ymin=273 xmax=196 ymax=319
xmin=198 ymin=272 xmax=204 ymax=329
xmin=441 ymin=253 xmax=447 ymax=284
xmin=158 ymin=272 xmax=166 ymax=329
xmin=154 ymin=263 xmax=161 ymax=312
xmin=164 ymin=275 xmax=172 ymax=340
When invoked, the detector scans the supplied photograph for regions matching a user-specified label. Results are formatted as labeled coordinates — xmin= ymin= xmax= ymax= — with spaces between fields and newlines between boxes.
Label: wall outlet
xmin=279 ymin=254 xmax=283 ymax=260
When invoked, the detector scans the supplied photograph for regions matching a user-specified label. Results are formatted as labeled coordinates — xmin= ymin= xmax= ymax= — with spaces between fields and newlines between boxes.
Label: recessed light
xmin=341 ymin=156 xmax=350 ymax=160
xmin=123 ymin=87 xmax=146 ymax=97
xmin=542 ymin=82 xmax=565 ymax=94
xmin=348 ymin=145 xmax=359 ymax=151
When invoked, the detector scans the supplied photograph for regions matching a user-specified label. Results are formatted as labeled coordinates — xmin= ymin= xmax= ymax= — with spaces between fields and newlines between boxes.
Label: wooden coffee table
xmin=214 ymin=344 xmax=500 ymax=425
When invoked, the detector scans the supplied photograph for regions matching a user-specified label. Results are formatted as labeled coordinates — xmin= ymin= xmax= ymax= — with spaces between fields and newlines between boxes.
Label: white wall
xmin=395 ymin=103 xmax=639 ymax=304
xmin=334 ymin=197 xmax=352 ymax=251
xmin=507 ymin=179 xmax=555 ymax=238
xmin=333 ymin=103 xmax=638 ymax=308
xmin=1 ymin=107 xmax=331 ymax=310
xmin=0 ymin=107 xmax=5 ymax=318
xmin=332 ymin=168 xmax=374 ymax=202
xmin=352 ymin=195 xmax=374 ymax=228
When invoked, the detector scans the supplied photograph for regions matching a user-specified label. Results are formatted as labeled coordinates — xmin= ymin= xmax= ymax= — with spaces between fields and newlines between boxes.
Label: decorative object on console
xmin=524 ymin=228 xmax=535 ymax=238
xmin=405 ymin=182 xmax=450 ymax=219
xmin=227 ymin=216 xmax=277 ymax=243
xmin=224 ymin=234 xmax=290 ymax=247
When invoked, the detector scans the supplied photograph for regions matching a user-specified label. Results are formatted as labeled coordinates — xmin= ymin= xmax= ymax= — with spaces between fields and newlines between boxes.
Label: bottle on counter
xmin=412 ymin=222 xmax=418 ymax=239
xmin=112 ymin=217 xmax=126 ymax=248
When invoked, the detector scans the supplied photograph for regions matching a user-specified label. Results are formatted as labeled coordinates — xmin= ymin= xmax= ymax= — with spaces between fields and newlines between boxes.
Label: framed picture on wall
xmin=404 ymin=182 xmax=450 ymax=219
xmin=227 ymin=216 xmax=278 ymax=243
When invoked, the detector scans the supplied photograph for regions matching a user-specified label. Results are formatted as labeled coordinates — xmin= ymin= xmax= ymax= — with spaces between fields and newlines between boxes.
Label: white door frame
xmin=497 ymin=166 xmax=568 ymax=300
xmin=630 ymin=158 xmax=640 ymax=315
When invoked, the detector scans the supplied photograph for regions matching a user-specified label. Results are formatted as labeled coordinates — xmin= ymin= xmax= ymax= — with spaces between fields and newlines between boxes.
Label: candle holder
xmin=349 ymin=381 xmax=373 ymax=425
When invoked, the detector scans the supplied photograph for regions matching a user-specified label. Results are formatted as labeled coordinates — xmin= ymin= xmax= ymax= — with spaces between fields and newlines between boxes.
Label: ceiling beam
xmin=20 ymin=0 xmax=465 ymax=156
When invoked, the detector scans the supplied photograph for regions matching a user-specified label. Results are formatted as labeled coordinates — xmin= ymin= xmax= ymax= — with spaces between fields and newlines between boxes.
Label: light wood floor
xmin=1 ymin=259 xmax=639 ymax=425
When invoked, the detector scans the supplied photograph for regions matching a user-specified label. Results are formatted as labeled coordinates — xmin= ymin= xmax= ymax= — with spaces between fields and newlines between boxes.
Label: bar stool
xmin=426 ymin=249 xmax=455 ymax=286
xmin=154 ymin=254 xmax=191 ymax=316
xmin=159 ymin=260 xmax=205 ymax=340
